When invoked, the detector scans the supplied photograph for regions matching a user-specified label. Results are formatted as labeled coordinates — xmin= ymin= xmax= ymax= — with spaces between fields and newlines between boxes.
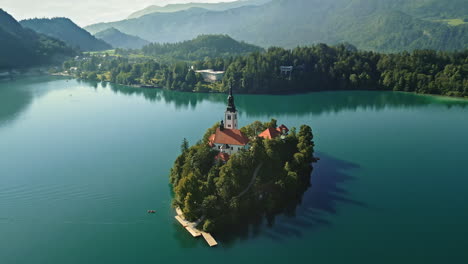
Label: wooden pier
xmin=174 ymin=208 xmax=218 ymax=247
xmin=201 ymin=232 xmax=218 ymax=247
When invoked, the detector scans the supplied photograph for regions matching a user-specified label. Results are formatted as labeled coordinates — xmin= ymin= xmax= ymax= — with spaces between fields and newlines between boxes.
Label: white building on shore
xmin=195 ymin=69 xmax=225 ymax=83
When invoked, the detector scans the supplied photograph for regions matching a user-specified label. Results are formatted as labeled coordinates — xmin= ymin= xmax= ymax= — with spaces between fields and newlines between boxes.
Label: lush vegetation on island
xmin=0 ymin=9 xmax=76 ymax=70
xmin=65 ymin=42 xmax=468 ymax=98
xmin=170 ymin=120 xmax=315 ymax=232
xmin=20 ymin=18 xmax=112 ymax=51
xmin=85 ymin=0 xmax=468 ymax=52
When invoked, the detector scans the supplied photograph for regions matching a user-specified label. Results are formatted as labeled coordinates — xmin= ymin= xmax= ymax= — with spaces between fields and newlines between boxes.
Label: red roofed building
xmin=258 ymin=127 xmax=281 ymax=139
xmin=209 ymin=126 xmax=250 ymax=155
xmin=215 ymin=152 xmax=230 ymax=163
xmin=259 ymin=124 xmax=290 ymax=140
xmin=209 ymin=87 xmax=249 ymax=157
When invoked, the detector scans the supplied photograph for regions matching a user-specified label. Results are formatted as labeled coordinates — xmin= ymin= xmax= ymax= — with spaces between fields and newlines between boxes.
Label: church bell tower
xmin=224 ymin=86 xmax=238 ymax=130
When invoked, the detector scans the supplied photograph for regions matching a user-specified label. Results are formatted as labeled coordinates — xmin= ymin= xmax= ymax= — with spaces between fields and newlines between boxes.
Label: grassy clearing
xmin=433 ymin=18 xmax=467 ymax=26
xmin=83 ymin=49 xmax=116 ymax=56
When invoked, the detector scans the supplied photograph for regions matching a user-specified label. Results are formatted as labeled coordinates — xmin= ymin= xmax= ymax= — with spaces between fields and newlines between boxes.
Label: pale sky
xmin=1 ymin=0 xmax=237 ymax=26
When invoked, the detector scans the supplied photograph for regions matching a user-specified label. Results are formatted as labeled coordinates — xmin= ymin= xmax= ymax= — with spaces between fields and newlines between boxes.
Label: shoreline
xmin=41 ymin=74 xmax=468 ymax=101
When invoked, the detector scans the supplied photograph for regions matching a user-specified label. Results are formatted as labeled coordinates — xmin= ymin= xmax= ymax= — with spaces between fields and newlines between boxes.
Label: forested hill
xmin=95 ymin=28 xmax=149 ymax=49
xmin=0 ymin=9 xmax=75 ymax=70
xmin=136 ymin=35 xmax=263 ymax=61
xmin=20 ymin=18 xmax=112 ymax=51
xmin=84 ymin=0 xmax=468 ymax=53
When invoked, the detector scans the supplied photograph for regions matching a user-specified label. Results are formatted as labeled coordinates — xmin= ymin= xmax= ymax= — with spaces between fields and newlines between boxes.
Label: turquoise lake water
xmin=1 ymin=76 xmax=468 ymax=263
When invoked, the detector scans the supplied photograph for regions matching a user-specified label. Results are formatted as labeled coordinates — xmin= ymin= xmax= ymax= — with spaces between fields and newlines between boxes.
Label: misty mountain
xmin=127 ymin=0 xmax=271 ymax=19
xmin=94 ymin=28 xmax=150 ymax=49
xmin=85 ymin=0 xmax=468 ymax=52
xmin=20 ymin=18 xmax=112 ymax=51
xmin=0 ymin=9 xmax=75 ymax=70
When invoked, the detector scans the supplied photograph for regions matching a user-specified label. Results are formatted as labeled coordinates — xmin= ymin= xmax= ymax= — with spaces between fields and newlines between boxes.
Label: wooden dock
xmin=176 ymin=207 xmax=183 ymax=216
xmin=174 ymin=207 xmax=218 ymax=247
xmin=186 ymin=226 xmax=202 ymax=237
xmin=201 ymin=232 xmax=218 ymax=247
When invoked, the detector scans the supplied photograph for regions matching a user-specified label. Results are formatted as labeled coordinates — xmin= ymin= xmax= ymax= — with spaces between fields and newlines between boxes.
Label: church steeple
xmin=224 ymin=86 xmax=238 ymax=129
xmin=226 ymin=86 xmax=236 ymax=112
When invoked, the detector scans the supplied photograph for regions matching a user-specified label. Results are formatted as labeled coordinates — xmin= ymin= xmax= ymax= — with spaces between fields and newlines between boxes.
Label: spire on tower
xmin=227 ymin=85 xmax=236 ymax=112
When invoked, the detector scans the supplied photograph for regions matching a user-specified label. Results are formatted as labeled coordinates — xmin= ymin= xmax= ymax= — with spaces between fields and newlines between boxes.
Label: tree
xmin=181 ymin=138 xmax=189 ymax=153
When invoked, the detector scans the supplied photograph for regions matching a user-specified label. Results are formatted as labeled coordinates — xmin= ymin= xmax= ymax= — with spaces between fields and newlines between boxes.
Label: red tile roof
xmin=215 ymin=152 xmax=230 ymax=162
xmin=210 ymin=128 xmax=249 ymax=146
xmin=258 ymin=127 xmax=281 ymax=139
xmin=208 ymin=134 xmax=216 ymax=147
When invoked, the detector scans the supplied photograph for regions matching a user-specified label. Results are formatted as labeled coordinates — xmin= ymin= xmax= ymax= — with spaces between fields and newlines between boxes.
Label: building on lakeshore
xmin=209 ymin=87 xmax=249 ymax=156
xmin=195 ymin=69 xmax=225 ymax=83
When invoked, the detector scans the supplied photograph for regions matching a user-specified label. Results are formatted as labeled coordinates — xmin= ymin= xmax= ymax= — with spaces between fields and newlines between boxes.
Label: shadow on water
xmin=100 ymin=81 xmax=468 ymax=117
xmin=0 ymin=76 xmax=65 ymax=128
xmin=216 ymin=152 xmax=366 ymax=248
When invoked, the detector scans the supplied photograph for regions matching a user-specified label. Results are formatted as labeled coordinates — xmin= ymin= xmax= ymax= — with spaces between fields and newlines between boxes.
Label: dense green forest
xmin=20 ymin=18 xmax=112 ymax=51
xmin=170 ymin=121 xmax=315 ymax=232
xmin=66 ymin=43 xmax=468 ymax=98
xmin=117 ymin=35 xmax=263 ymax=61
xmin=85 ymin=0 xmax=468 ymax=52
xmin=0 ymin=9 xmax=76 ymax=70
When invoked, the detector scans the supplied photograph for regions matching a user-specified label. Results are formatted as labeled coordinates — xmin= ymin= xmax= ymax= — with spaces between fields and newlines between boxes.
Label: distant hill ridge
xmin=84 ymin=0 xmax=468 ymax=52
xmin=95 ymin=28 xmax=150 ymax=49
xmin=0 ymin=9 xmax=75 ymax=70
xmin=127 ymin=0 xmax=272 ymax=19
xmin=140 ymin=34 xmax=263 ymax=60
xmin=20 ymin=17 xmax=112 ymax=51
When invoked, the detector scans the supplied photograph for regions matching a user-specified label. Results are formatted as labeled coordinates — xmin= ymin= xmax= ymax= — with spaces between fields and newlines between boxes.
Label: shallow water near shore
xmin=1 ymin=76 xmax=468 ymax=263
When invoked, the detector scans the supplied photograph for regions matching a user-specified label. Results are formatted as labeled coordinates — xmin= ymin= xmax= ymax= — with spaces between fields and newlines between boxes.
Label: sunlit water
xmin=1 ymin=76 xmax=468 ymax=263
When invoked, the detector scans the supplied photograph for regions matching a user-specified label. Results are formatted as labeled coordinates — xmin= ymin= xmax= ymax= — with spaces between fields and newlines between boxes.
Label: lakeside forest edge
xmin=61 ymin=42 xmax=468 ymax=98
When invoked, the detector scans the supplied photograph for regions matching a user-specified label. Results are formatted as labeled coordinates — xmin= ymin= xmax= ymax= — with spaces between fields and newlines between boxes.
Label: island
xmin=170 ymin=87 xmax=317 ymax=241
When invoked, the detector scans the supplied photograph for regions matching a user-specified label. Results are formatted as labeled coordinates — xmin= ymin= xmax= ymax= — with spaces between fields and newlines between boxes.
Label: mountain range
xmin=85 ymin=0 xmax=468 ymax=52
xmin=127 ymin=0 xmax=271 ymax=19
xmin=94 ymin=28 xmax=150 ymax=49
xmin=0 ymin=9 xmax=75 ymax=70
xmin=20 ymin=18 xmax=112 ymax=51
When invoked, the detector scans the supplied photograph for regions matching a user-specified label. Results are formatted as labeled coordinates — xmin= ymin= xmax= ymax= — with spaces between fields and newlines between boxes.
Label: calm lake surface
xmin=1 ymin=76 xmax=468 ymax=263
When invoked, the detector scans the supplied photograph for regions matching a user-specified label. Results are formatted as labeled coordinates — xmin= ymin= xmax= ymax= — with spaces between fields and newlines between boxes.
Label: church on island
xmin=209 ymin=87 xmax=289 ymax=161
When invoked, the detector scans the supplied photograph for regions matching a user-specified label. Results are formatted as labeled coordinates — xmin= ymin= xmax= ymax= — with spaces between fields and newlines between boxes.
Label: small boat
xmin=147 ymin=210 xmax=156 ymax=214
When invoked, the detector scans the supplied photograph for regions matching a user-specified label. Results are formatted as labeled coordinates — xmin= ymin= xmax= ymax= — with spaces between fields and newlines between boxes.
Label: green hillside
xmin=139 ymin=34 xmax=263 ymax=61
xmin=95 ymin=28 xmax=150 ymax=49
xmin=85 ymin=0 xmax=468 ymax=52
xmin=20 ymin=18 xmax=112 ymax=51
xmin=0 ymin=9 xmax=75 ymax=70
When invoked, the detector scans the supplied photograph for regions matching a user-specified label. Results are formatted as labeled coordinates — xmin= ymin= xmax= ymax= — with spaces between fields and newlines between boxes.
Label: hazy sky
xmin=2 ymin=0 xmax=237 ymax=26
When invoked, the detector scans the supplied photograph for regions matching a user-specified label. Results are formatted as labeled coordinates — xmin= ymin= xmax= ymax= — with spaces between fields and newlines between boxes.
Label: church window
xmin=227 ymin=115 xmax=232 ymax=120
